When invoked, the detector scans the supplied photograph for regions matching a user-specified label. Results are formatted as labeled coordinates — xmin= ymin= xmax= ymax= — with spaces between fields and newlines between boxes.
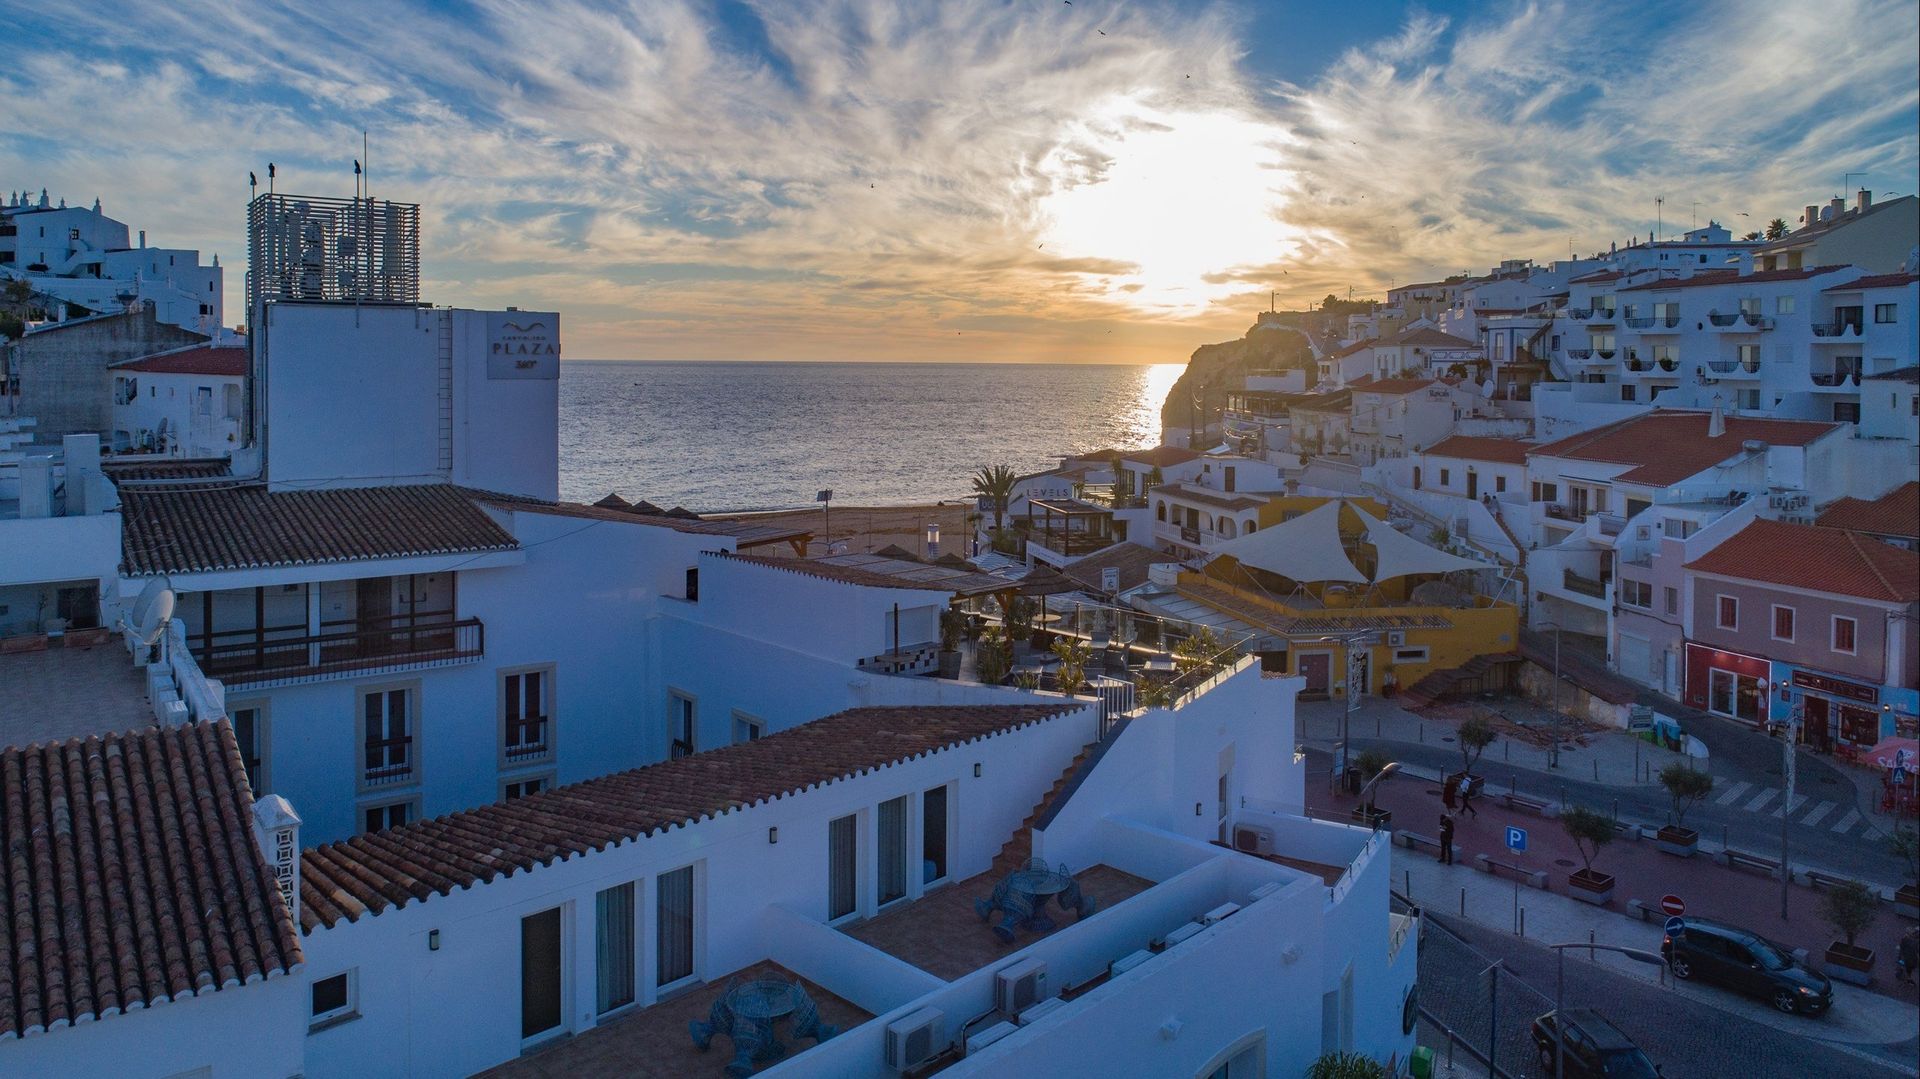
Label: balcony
xmin=195 ymin=614 xmax=485 ymax=689
xmin=1543 ymin=503 xmax=1590 ymax=523
xmin=1565 ymin=348 xmax=1593 ymax=360
xmin=1589 ymin=308 xmax=1617 ymax=324
xmin=1562 ymin=568 xmax=1610 ymax=599
xmin=1624 ymin=316 xmax=1653 ymax=329
xmin=1810 ymin=320 xmax=1862 ymax=339
xmin=1565 ymin=308 xmax=1593 ymax=321
xmin=1704 ymin=359 xmax=1761 ymax=377
xmin=1709 ymin=311 xmax=1773 ymax=331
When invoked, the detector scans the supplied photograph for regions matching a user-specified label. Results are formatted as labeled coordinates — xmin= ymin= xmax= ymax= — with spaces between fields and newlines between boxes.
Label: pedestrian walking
xmin=1438 ymin=811 xmax=1455 ymax=865
xmin=1457 ymin=774 xmax=1479 ymax=819
xmin=1898 ymin=927 xmax=1919 ymax=987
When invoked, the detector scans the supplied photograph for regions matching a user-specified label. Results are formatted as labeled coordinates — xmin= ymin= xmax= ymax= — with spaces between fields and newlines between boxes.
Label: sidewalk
xmin=1309 ymin=771 xmax=1920 ymax=1050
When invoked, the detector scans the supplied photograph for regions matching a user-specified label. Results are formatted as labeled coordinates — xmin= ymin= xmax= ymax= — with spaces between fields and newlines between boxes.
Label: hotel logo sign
xmin=486 ymin=312 xmax=561 ymax=380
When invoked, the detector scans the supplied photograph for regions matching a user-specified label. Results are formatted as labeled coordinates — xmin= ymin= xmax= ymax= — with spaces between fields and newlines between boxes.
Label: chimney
xmin=1854 ymin=189 xmax=1871 ymax=215
xmin=1828 ymin=196 xmax=1845 ymax=220
xmin=1707 ymin=401 xmax=1726 ymax=438
xmin=252 ymin=794 xmax=303 ymax=927
xmin=138 ymin=229 xmax=146 ymax=248
xmin=18 ymin=456 xmax=54 ymax=517
xmin=1804 ymin=204 xmax=1820 ymax=229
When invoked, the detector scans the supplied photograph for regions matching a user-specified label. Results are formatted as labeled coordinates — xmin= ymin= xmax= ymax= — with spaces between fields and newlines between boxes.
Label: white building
xmin=108 ymin=341 xmax=246 ymax=457
xmin=1 ymin=189 xmax=223 ymax=333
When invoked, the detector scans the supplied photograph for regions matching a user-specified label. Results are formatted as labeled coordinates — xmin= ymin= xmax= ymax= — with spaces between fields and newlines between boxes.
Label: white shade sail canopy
xmin=1364 ymin=517 xmax=1489 ymax=581
xmin=1208 ymin=499 xmax=1367 ymax=583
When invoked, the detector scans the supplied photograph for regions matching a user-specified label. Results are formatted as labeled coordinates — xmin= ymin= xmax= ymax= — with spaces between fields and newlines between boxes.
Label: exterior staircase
xmin=991 ymin=742 xmax=1097 ymax=875
xmin=1399 ymin=652 xmax=1522 ymax=710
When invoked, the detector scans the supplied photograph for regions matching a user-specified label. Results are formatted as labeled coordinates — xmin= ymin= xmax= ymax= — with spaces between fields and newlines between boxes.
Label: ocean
xmin=558 ymin=360 xmax=1184 ymax=511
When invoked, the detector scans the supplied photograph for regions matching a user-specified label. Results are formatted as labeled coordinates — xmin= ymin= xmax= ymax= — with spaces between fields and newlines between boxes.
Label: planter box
xmin=1568 ymin=869 xmax=1614 ymax=906
xmin=1 ymin=633 xmax=49 ymax=654
xmin=1655 ymin=825 xmax=1699 ymax=858
xmin=1351 ymin=806 xmax=1393 ymax=829
xmin=938 ymin=651 xmax=961 ymax=679
xmin=1822 ymin=942 xmax=1874 ymax=987
xmin=1897 ymin=885 xmax=1919 ymax=922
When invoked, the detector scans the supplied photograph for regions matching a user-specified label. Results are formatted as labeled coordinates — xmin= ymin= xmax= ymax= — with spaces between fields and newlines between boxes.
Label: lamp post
xmin=1549 ymin=942 xmax=1667 ymax=1079
xmin=1534 ymin=620 xmax=1565 ymax=769
xmin=1778 ymin=677 xmax=1798 ymax=921
xmin=1309 ymin=631 xmax=1379 ymax=789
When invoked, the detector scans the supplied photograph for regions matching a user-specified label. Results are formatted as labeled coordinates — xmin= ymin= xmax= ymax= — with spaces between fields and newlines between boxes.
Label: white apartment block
xmin=2 ymin=189 xmax=224 ymax=333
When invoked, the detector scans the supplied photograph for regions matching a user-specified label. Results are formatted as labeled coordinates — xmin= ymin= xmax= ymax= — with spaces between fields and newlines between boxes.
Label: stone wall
xmin=3 ymin=306 xmax=204 ymax=443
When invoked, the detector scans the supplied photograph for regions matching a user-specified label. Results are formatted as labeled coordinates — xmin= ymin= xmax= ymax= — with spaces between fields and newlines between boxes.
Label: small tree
xmin=1004 ymin=596 xmax=1035 ymax=641
xmin=976 ymin=628 xmax=1012 ymax=684
xmin=1886 ymin=825 xmax=1919 ymax=893
xmin=1051 ymin=636 xmax=1092 ymax=695
xmin=1305 ymin=1052 xmax=1385 ymax=1079
xmin=1561 ymin=805 xmax=1615 ymax=876
xmin=1173 ymin=626 xmax=1227 ymax=679
xmin=939 ymin=608 xmax=966 ymax=652
xmin=1456 ymin=714 xmax=1497 ymax=774
xmin=1820 ymin=880 xmax=1879 ymax=948
xmin=1658 ymin=762 xmax=1714 ymax=831
xmin=1137 ymin=677 xmax=1177 ymax=709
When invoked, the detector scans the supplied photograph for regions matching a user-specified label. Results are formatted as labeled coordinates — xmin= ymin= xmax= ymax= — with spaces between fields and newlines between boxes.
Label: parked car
xmin=1529 ymin=1008 xmax=1660 ymax=1078
xmin=1661 ymin=916 xmax=1832 ymax=1015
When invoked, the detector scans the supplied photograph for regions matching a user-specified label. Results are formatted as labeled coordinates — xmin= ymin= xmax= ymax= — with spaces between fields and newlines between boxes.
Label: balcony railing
xmin=1708 ymin=311 xmax=1740 ymax=326
xmin=1562 ymin=568 xmax=1609 ymax=598
xmin=1624 ymin=316 xmax=1654 ymax=329
xmin=1589 ymin=308 xmax=1617 ymax=322
xmin=1810 ymin=321 xmax=1862 ymax=338
xmin=1565 ymin=348 xmax=1593 ymax=360
xmin=1705 ymin=359 xmax=1761 ymax=376
xmin=1810 ymin=370 xmax=1861 ymax=388
xmin=364 ymin=738 xmax=415 ymax=787
xmin=1543 ymin=503 xmax=1589 ymax=522
xmin=1565 ymin=308 xmax=1593 ymax=320
xmin=196 ymin=614 xmax=485 ymax=688
xmin=1595 ymin=349 xmax=1616 ymax=360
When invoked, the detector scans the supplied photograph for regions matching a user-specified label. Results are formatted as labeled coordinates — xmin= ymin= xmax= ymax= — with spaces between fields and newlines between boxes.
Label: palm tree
xmin=1741 ymin=230 xmax=1762 ymax=241
xmin=1765 ymin=217 xmax=1789 ymax=240
xmin=971 ymin=464 xmax=1018 ymax=534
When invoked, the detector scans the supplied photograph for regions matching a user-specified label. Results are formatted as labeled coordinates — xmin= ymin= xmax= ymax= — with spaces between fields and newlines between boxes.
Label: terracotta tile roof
xmin=109 ymin=345 xmax=248 ymax=377
xmin=101 ymin=458 xmax=233 ymax=482
xmin=1618 ymin=266 xmax=1849 ymax=292
xmin=1817 ymin=482 xmax=1920 ymax=540
xmin=1758 ymin=194 xmax=1916 ymax=249
xmin=1531 ymin=410 xmax=1840 ymax=486
xmin=1381 ymin=327 xmax=1478 ymax=349
xmin=119 ymin=482 xmax=520 ymax=576
xmin=1291 ymin=390 xmax=1352 ymax=412
xmin=1326 ymin=340 xmax=1373 ymax=359
xmin=1153 ymin=482 xmax=1267 ymax=512
xmin=1824 ymin=272 xmax=1918 ymax=291
xmin=0 ymin=720 xmax=303 ymax=1037
xmin=1063 ymin=542 xmax=1163 ymax=594
xmin=473 ymin=494 xmax=807 ymax=547
xmin=299 ymin=704 xmax=1080 ymax=932
xmin=1120 ymin=445 xmax=1202 ymax=468
xmin=1353 ymin=378 xmax=1436 ymax=397
xmin=1864 ymin=366 xmax=1919 ymax=384
xmin=1422 ymin=435 xmax=1535 ymax=466
xmin=712 ymin=551 xmax=1009 ymax=596
xmin=1684 ymin=518 xmax=1920 ymax=603
xmin=1569 ymin=270 xmax=1624 ymax=284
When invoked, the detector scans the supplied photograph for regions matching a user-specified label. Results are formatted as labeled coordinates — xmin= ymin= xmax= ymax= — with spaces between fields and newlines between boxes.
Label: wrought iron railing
xmin=197 ymin=615 xmax=484 ymax=688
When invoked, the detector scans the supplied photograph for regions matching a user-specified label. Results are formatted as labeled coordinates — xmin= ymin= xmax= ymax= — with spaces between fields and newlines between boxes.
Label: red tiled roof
xmin=1864 ymin=366 xmax=1919 ymax=384
xmin=101 ymin=457 xmax=233 ymax=482
xmin=1817 ymin=482 xmax=1920 ymax=540
xmin=1570 ymin=270 xmax=1624 ymax=284
xmin=472 ymin=494 xmax=807 ymax=547
xmin=0 ymin=720 xmax=303 ymax=1037
xmin=1063 ymin=542 xmax=1162 ymax=595
xmin=1380 ymin=327 xmax=1478 ymax=349
xmin=712 ymin=551 xmax=1009 ymax=596
xmin=298 ymin=704 xmax=1081 ymax=932
xmin=1422 ymin=435 xmax=1534 ymax=466
xmin=1353 ymin=378 xmax=1435 ymax=397
xmin=1684 ymin=518 xmax=1920 ymax=603
xmin=109 ymin=345 xmax=247 ymax=377
xmin=1531 ymin=410 xmax=1840 ymax=486
xmin=119 ymin=483 xmax=521 ymax=576
xmin=1824 ymin=272 xmax=1919 ymax=292
xmin=1618 ymin=266 xmax=1849 ymax=292
xmin=1326 ymin=340 xmax=1373 ymax=358
xmin=1120 ymin=446 xmax=1202 ymax=467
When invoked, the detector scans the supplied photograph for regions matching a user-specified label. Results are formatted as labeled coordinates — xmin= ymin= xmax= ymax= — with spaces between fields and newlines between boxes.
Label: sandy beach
xmin=709 ymin=502 xmax=980 ymax=559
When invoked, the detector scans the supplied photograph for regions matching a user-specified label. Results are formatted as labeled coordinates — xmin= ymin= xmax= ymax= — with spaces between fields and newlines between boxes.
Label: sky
xmin=5 ymin=0 xmax=1917 ymax=363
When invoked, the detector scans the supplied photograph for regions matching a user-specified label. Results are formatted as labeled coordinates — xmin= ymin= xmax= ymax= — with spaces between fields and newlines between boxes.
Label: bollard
xmin=1589 ymin=928 xmax=1596 ymax=961
xmin=1419 ymin=722 xmax=1424 ymax=743
xmin=1512 ymin=877 xmax=1519 ymax=933
xmin=1405 ymin=868 xmax=1411 ymax=898
xmin=1519 ymin=907 xmax=1525 ymax=938
xmin=1593 ymin=758 xmax=1600 ymax=781
xmin=1461 ymin=887 xmax=1466 ymax=917
xmin=1377 ymin=712 xmax=1382 ymax=736
xmin=1505 ymin=740 xmax=1510 ymax=761
xmin=1612 ymin=798 xmax=1618 ymax=825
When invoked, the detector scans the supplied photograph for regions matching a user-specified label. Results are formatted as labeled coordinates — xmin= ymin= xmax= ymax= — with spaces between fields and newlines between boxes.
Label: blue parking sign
xmin=1505 ymin=826 xmax=1528 ymax=852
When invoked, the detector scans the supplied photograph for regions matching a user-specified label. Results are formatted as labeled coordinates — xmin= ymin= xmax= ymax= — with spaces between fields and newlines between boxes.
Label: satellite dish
xmin=1480 ymin=379 xmax=1496 ymax=398
xmin=128 ymin=577 xmax=176 ymax=645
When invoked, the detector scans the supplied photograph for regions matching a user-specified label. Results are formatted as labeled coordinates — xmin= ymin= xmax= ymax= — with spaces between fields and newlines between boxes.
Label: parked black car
xmin=1661 ymin=916 xmax=1832 ymax=1015
xmin=1530 ymin=1008 xmax=1660 ymax=1078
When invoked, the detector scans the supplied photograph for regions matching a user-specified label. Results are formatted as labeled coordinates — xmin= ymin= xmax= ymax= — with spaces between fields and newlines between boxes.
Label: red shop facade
xmin=1684 ymin=642 xmax=1770 ymax=727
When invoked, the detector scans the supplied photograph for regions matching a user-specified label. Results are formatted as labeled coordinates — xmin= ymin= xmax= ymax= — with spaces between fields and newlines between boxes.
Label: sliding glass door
xmin=596 ymin=882 xmax=635 ymax=1014
xmin=878 ymin=796 xmax=909 ymax=906
xmin=828 ymin=814 xmax=858 ymax=921
xmin=656 ymin=866 xmax=694 ymax=987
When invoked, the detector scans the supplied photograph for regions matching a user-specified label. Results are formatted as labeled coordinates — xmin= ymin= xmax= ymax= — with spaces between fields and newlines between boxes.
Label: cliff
xmin=1159 ymin=312 xmax=1316 ymax=442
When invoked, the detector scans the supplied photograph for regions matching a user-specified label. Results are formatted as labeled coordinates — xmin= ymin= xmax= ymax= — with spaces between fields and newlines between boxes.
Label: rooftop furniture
xmin=690 ymin=976 xmax=834 ymax=1076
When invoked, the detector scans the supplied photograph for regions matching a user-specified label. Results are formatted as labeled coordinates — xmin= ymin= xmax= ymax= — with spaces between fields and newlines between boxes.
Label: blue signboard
xmin=1504 ymin=826 xmax=1528 ymax=852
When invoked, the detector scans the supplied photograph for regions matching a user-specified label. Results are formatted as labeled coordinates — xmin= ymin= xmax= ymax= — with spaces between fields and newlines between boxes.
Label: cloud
xmin=3 ymin=0 xmax=1914 ymax=362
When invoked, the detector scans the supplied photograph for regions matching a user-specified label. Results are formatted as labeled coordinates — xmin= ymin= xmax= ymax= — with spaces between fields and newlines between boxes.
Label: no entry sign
xmin=1660 ymin=894 xmax=1686 ymax=917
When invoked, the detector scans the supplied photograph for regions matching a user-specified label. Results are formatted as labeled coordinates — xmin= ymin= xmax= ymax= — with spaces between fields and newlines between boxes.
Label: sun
xmin=1034 ymin=98 xmax=1301 ymax=314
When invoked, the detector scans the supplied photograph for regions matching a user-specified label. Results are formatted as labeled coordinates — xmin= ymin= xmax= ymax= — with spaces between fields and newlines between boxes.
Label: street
xmin=1417 ymin=913 xmax=1919 ymax=1078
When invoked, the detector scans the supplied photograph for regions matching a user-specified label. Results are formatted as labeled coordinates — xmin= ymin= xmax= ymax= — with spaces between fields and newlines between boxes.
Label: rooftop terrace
xmin=0 ymin=641 xmax=155 ymax=749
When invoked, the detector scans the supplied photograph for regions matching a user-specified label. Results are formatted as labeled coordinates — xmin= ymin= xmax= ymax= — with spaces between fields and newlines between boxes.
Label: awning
xmin=1364 ymin=517 xmax=1490 ymax=581
xmin=1208 ymin=499 xmax=1366 ymax=583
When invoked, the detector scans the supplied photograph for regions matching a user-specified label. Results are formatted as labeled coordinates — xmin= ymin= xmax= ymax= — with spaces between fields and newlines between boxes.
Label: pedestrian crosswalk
xmin=1705 ymin=779 xmax=1879 ymax=837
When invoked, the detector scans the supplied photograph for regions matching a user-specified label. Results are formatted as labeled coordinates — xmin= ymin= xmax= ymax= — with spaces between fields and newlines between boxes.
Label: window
xmin=1626 ymin=497 xmax=1651 ymax=518
xmin=1832 ymin=401 xmax=1860 ymax=423
xmin=501 ymin=667 xmax=552 ymax=764
xmin=362 ymin=799 xmax=414 ymax=834
xmin=1832 ymin=616 xmax=1857 ymax=654
xmin=1664 ymin=518 xmax=1697 ymax=539
xmin=1619 ymin=385 xmax=1636 ymax=402
xmin=596 ymin=882 xmax=636 ymax=1015
xmin=1716 ymin=595 xmax=1738 ymax=630
xmin=655 ymin=865 xmax=695 ymax=987
xmin=922 ymin=786 xmax=949 ymax=884
xmin=1664 ymin=587 xmax=1679 ymax=616
xmin=1621 ymin=580 xmax=1652 ymax=609
xmin=231 ymin=701 xmax=268 ymax=793
xmin=1439 ymin=468 xmax=1451 ymax=486
xmin=878 ymin=795 xmax=909 ymax=906
xmin=1531 ymin=481 xmax=1559 ymax=503
xmin=669 ymin=691 xmax=696 ymax=758
xmin=309 ymin=971 xmax=357 ymax=1030
xmin=1393 ymin=647 xmax=1429 ymax=664
xmin=1155 ymin=501 xmax=1166 ymax=522
xmin=827 ymin=814 xmax=858 ymax=921
xmin=359 ymin=684 xmax=416 ymax=789
xmin=684 ymin=567 xmax=699 ymax=601
xmin=1874 ymin=303 xmax=1897 ymax=324
xmin=1494 ymin=475 xmax=1506 ymax=493
xmin=1776 ymin=296 xmax=1795 ymax=315
xmin=732 ymin=711 xmax=763 ymax=744
xmin=1771 ymin=605 xmax=1795 ymax=642
xmin=503 ymin=775 xmax=551 ymax=801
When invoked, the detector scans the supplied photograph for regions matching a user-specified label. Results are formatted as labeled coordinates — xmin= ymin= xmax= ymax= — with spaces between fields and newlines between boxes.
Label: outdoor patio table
xmin=1007 ymin=867 xmax=1073 ymax=932
xmin=724 ymin=980 xmax=798 ymax=1073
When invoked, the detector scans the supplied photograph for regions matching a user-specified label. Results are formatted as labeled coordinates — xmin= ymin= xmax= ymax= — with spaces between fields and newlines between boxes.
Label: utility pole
xmin=1655 ymin=196 xmax=1664 ymax=242
xmin=1780 ymin=677 xmax=1798 ymax=920
xmin=1483 ymin=960 xmax=1503 ymax=1079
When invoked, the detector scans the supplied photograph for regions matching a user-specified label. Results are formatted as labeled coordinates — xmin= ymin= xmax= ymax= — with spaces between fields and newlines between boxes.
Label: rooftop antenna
xmin=1655 ymin=196 xmax=1664 ymax=241
xmin=267 ymin=162 xmax=275 ymax=194
xmin=1691 ymin=201 xmax=1700 ymax=231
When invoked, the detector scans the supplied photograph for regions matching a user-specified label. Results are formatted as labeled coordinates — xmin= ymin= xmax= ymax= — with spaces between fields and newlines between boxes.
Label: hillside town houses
xmin=1 ymin=187 xmax=1420 ymax=1078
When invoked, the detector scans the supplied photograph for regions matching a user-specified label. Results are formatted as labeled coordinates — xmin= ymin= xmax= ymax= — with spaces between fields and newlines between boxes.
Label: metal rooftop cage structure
xmin=246 ymin=192 xmax=420 ymax=311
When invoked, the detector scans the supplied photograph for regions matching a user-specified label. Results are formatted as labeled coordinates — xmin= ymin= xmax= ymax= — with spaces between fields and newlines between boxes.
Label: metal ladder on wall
xmin=435 ymin=309 xmax=454 ymax=476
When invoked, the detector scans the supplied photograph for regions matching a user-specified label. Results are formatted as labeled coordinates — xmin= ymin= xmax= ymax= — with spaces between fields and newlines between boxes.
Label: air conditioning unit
xmin=1232 ymin=824 xmax=1276 ymax=856
xmin=995 ymin=958 xmax=1049 ymax=1015
xmin=1157 ymin=921 xmax=1206 ymax=951
xmin=1109 ymin=949 xmax=1153 ymax=977
xmin=963 ymin=1020 xmax=1018 ymax=1055
xmin=885 ymin=1007 xmax=946 ymax=1073
xmin=1018 ymin=997 xmax=1067 ymax=1025
xmin=1199 ymin=902 xmax=1241 ymax=926
xmin=1386 ymin=630 xmax=1407 ymax=647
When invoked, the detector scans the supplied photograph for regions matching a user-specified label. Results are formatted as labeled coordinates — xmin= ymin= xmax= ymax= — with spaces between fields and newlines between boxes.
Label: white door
xmin=1618 ymin=634 xmax=1651 ymax=688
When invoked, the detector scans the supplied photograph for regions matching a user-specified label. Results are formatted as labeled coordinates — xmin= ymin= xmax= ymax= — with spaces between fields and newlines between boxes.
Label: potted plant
xmin=1656 ymin=762 xmax=1714 ymax=858
xmin=1305 ymin=1052 xmax=1384 ymax=1079
xmin=1819 ymin=879 xmax=1880 ymax=986
xmin=1005 ymin=596 xmax=1035 ymax=643
xmin=1561 ymin=805 xmax=1616 ymax=905
xmin=938 ymin=609 xmax=965 ymax=679
xmin=1051 ymin=637 xmax=1093 ymax=696
xmin=1890 ymin=825 xmax=1920 ymax=921
xmin=1380 ymin=665 xmax=1399 ymax=698
xmin=1349 ymin=749 xmax=1394 ymax=828
xmin=975 ymin=628 xmax=1013 ymax=685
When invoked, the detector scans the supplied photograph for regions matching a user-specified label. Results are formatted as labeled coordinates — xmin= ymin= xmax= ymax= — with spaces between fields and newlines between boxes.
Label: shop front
xmin=1684 ymin=641 xmax=1769 ymax=727
xmin=1768 ymin=662 xmax=1919 ymax=749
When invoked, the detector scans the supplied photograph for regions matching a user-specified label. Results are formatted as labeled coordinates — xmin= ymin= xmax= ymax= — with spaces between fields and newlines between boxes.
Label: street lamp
xmin=1777 ymin=677 xmax=1798 ymax=920
xmin=1534 ymin=620 xmax=1566 ymax=769
xmin=1547 ymin=942 xmax=1666 ymax=1079
xmin=1307 ymin=631 xmax=1380 ymax=789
